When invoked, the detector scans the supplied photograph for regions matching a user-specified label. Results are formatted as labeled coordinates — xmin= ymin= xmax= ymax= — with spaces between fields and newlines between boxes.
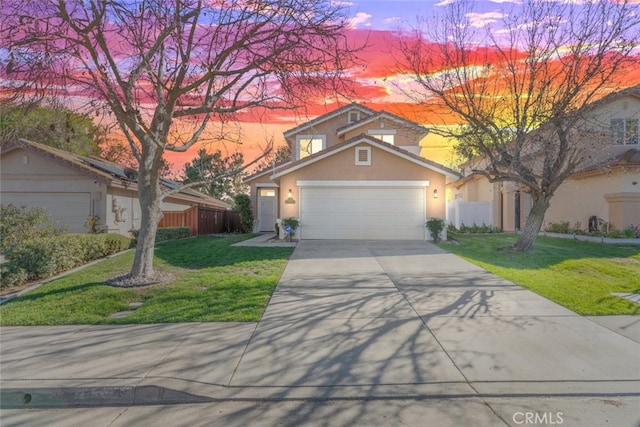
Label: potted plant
xmin=281 ymin=217 xmax=300 ymax=240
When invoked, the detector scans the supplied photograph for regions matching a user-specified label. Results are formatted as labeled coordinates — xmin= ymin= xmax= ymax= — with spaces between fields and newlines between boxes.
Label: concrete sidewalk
xmin=1 ymin=240 xmax=639 ymax=426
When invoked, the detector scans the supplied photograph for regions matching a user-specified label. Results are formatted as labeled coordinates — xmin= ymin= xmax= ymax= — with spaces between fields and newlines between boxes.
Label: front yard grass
xmin=0 ymin=235 xmax=293 ymax=325
xmin=438 ymin=233 xmax=640 ymax=315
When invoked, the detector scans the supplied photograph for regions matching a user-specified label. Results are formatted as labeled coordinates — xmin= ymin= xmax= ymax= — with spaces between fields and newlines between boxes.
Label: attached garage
xmin=1 ymin=192 xmax=91 ymax=233
xmin=299 ymin=182 xmax=427 ymax=240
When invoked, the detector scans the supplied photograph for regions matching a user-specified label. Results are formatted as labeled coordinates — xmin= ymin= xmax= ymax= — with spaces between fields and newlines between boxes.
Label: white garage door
xmin=1 ymin=192 xmax=91 ymax=233
xmin=300 ymin=187 xmax=426 ymax=240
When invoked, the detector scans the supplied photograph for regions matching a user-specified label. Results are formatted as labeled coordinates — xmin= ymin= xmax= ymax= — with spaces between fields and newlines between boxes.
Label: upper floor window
xmin=368 ymin=129 xmax=396 ymax=145
xmin=610 ymin=118 xmax=639 ymax=145
xmin=296 ymin=135 xmax=326 ymax=160
xmin=348 ymin=111 xmax=361 ymax=124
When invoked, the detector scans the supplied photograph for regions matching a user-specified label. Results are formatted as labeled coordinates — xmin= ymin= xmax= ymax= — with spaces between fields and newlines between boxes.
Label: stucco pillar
xmin=605 ymin=192 xmax=640 ymax=230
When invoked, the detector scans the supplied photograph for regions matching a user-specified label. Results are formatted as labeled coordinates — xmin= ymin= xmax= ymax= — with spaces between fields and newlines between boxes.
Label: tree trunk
xmin=512 ymin=194 xmax=551 ymax=252
xmin=130 ymin=148 xmax=164 ymax=279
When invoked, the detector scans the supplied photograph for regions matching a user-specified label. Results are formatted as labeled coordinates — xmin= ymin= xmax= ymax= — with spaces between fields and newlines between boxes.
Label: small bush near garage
xmin=1 ymin=234 xmax=133 ymax=290
xmin=426 ymin=218 xmax=445 ymax=243
xmin=130 ymin=227 xmax=191 ymax=243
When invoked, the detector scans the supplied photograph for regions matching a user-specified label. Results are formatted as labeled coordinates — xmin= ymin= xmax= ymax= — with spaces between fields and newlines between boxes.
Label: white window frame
xmin=610 ymin=118 xmax=639 ymax=145
xmin=296 ymin=135 xmax=326 ymax=160
xmin=348 ymin=111 xmax=361 ymax=124
xmin=355 ymin=146 xmax=371 ymax=166
xmin=367 ymin=129 xmax=396 ymax=145
xmin=259 ymin=188 xmax=276 ymax=197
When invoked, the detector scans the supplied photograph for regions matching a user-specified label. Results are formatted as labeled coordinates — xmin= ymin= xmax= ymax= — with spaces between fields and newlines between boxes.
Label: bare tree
xmin=253 ymin=142 xmax=292 ymax=173
xmin=2 ymin=0 xmax=358 ymax=280
xmin=397 ymin=0 xmax=639 ymax=251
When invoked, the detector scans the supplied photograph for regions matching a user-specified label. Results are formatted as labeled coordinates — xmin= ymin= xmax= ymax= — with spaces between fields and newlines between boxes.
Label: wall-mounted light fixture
xmin=433 ymin=189 xmax=439 ymax=199
xmin=285 ymin=188 xmax=296 ymax=204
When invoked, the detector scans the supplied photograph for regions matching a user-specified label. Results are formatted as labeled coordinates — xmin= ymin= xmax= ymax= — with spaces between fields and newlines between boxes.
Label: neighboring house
xmin=0 ymin=139 xmax=230 ymax=236
xmin=448 ymin=85 xmax=640 ymax=232
xmin=245 ymin=103 xmax=460 ymax=240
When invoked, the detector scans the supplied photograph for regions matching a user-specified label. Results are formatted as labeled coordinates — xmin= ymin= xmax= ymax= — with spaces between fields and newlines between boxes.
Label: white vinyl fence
xmin=448 ymin=200 xmax=493 ymax=229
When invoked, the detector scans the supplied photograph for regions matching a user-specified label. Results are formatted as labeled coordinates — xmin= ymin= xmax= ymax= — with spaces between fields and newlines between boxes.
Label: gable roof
xmin=283 ymin=103 xmax=377 ymax=138
xmin=1 ymin=139 xmax=230 ymax=209
xmin=244 ymin=159 xmax=292 ymax=183
xmin=336 ymin=110 xmax=429 ymax=137
xmin=573 ymin=148 xmax=640 ymax=178
xmin=271 ymin=134 xmax=461 ymax=180
xmin=586 ymin=84 xmax=640 ymax=110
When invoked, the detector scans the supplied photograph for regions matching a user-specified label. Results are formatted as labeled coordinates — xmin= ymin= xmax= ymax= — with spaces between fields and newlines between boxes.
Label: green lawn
xmin=438 ymin=233 xmax=640 ymax=315
xmin=0 ymin=235 xmax=293 ymax=325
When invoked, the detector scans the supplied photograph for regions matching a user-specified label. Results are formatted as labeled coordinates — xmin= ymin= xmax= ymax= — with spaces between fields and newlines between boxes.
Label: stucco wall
xmin=545 ymin=174 xmax=620 ymax=229
xmin=545 ymin=172 xmax=640 ymax=231
xmin=342 ymin=117 xmax=424 ymax=150
xmin=1 ymin=148 xmax=108 ymax=233
xmin=106 ymin=187 xmax=141 ymax=235
xmin=277 ymin=144 xmax=447 ymax=221
xmin=286 ymin=110 xmax=373 ymax=153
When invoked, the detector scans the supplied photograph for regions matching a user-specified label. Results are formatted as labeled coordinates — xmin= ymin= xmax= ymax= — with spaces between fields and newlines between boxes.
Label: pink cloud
xmin=466 ymin=11 xmax=508 ymax=28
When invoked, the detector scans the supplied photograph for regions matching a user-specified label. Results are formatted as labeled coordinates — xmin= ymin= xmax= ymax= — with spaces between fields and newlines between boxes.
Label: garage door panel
xmin=1 ymin=192 xmax=91 ymax=233
xmin=300 ymin=187 xmax=425 ymax=240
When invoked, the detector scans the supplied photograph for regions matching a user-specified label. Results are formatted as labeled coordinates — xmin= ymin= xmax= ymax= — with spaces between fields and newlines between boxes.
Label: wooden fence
xmin=159 ymin=206 xmax=242 ymax=236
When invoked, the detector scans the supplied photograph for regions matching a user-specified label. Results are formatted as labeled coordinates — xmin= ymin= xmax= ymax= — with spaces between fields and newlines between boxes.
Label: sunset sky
xmin=3 ymin=0 xmax=639 ymax=173
xmin=176 ymin=0 xmax=640 ymax=175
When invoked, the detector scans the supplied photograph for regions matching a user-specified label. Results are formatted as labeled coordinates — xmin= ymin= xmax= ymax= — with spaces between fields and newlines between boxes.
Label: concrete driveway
xmin=233 ymin=240 xmax=639 ymax=387
xmin=229 ymin=240 xmax=640 ymax=423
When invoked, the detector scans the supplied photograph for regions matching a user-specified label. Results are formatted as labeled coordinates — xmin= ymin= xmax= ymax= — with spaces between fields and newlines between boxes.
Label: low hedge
xmin=130 ymin=227 xmax=191 ymax=243
xmin=1 ymin=233 xmax=133 ymax=289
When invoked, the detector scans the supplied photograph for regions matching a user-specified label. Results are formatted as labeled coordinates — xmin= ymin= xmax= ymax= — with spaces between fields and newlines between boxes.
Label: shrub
xmin=84 ymin=215 xmax=103 ymax=233
xmin=449 ymin=222 xmax=501 ymax=234
xmin=1 ymin=233 xmax=132 ymax=290
xmin=622 ymin=228 xmax=637 ymax=238
xmin=0 ymin=264 xmax=28 ymax=289
xmin=607 ymin=230 xmax=622 ymax=239
xmin=426 ymin=217 xmax=445 ymax=243
xmin=234 ymin=194 xmax=254 ymax=233
xmin=0 ymin=204 xmax=66 ymax=253
xmin=627 ymin=224 xmax=640 ymax=238
xmin=545 ymin=221 xmax=570 ymax=234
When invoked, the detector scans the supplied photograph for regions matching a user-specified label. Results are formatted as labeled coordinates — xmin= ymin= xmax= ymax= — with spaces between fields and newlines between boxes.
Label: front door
xmin=258 ymin=189 xmax=277 ymax=232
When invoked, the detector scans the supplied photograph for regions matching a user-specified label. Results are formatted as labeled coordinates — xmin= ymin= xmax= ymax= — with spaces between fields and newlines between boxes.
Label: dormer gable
xmin=336 ymin=111 xmax=429 ymax=138
xmin=283 ymin=102 xmax=376 ymax=139
xmin=283 ymin=103 xmax=430 ymax=161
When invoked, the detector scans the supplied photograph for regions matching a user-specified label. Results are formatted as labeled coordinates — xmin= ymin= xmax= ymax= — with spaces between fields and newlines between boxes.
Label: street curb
xmin=0 ymin=385 xmax=213 ymax=409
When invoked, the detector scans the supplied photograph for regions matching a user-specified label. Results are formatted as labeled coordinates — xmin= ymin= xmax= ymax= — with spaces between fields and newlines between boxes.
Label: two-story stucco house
xmin=448 ymin=85 xmax=640 ymax=233
xmin=245 ymin=103 xmax=461 ymax=240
